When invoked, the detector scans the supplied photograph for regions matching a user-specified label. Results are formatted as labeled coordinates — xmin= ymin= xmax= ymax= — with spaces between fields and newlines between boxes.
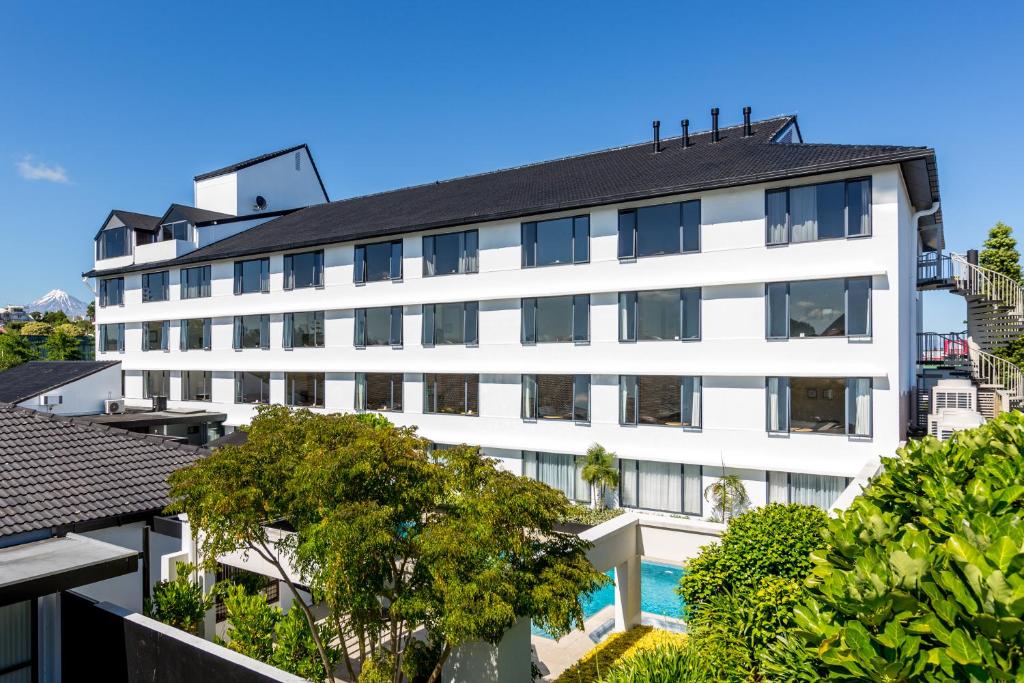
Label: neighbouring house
xmin=1 ymin=305 xmax=32 ymax=324
xmin=0 ymin=360 xmax=122 ymax=415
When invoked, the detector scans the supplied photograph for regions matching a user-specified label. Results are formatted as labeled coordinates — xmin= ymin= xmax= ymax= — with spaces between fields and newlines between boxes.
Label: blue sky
xmin=1 ymin=1 xmax=1021 ymax=330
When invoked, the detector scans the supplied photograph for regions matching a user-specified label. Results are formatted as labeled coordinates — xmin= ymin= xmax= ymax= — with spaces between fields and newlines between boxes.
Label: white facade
xmin=193 ymin=146 xmax=326 ymax=217
xmin=16 ymin=363 xmax=122 ymax=416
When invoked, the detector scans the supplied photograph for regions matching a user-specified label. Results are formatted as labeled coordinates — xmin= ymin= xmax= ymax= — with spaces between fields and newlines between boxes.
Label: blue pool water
xmin=532 ymin=561 xmax=685 ymax=638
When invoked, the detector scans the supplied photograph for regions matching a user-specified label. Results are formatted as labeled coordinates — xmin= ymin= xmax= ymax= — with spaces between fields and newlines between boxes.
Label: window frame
xmin=99 ymin=323 xmax=125 ymax=353
xmin=99 ymin=277 xmax=124 ymax=307
xmin=422 ymin=301 xmax=479 ymax=346
xmin=283 ymin=311 xmax=325 ymax=349
xmin=618 ymin=288 xmax=701 ymax=342
xmin=617 ymin=199 xmax=701 ymax=260
xmin=179 ymin=318 xmax=212 ymax=351
xmin=353 ymin=239 xmax=403 ymax=283
xmin=422 ymin=229 xmax=479 ymax=277
xmin=355 ymin=372 xmax=404 ymax=412
xmin=765 ymin=471 xmax=853 ymax=510
xmin=96 ymin=226 xmax=131 ymax=260
xmin=619 ymin=375 xmax=702 ymax=429
xmin=618 ymin=459 xmax=704 ymax=516
xmin=234 ymin=371 xmax=271 ymax=404
xmin=141 ymin=320 xmax=170 ymax=352
xmin=160 ymin=220 xmax=192 ymax=242
xmin=285 ymin=372 xmax=325 ymax=408
xmin=521 ymin=294 xmax=590 ymax=345
xmin=423 ymin=373 xmax=479 ymax=416
xmin=283 ymin=250 xmax=325 ymax=291
xmin=180 ymin=266 xmax=211 ymax=300
xmin=765 ymin=277 xmax=872 ymax=340
xmin=355 ymin=306 xmax=403 ymax=348
xmin=232 ymin=314 xmax=270 ymax=350
xmin=521 ymin=374 xmax=590 ymax=423
xmin=764 ymin=177 xmax=873 ymax=246
xmin=766 ymin=376 xmax=872 ymax=437
xmin=141 ymin=271 xmax=170 ymax=302
xmin=142 ymin=370 xmax=170 ymax=399
xmin=233 ymin=257 xmax=270 ymax=295
xmin=521 ymin=215 xmax=590 ymax=268
xmin=182 ymin=370 xmax=212 ymax=402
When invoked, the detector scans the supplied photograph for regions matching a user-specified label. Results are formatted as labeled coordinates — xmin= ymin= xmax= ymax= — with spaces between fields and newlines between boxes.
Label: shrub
xmin=272 ymin=606 xmax=337 ymax=680
xmin=554 ymin=626 xmax=686 ymax=683
xmin=144 ymin=562 xmax=210 ymax=634
xmin=19 ymin=321 xmax=51 ymax=336
xmin=600 ymin=642 xmax=712 ymax=683
xmin=401 ymin=637 xmax=443 ymax=683
xmin=219 ymin=583 xmax=280 ymax=662
xmin=359 ymin=649 xmax=395 ymax=683
xmin=562 ymin=504 xmax=625 ymax=527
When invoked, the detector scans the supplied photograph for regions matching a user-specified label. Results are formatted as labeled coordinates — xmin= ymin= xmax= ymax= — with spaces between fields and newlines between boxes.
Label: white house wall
xmin=233 ymin=147 xmax=326 ymax=215
xmin=17 ymin=364 xmax=122 ymax=416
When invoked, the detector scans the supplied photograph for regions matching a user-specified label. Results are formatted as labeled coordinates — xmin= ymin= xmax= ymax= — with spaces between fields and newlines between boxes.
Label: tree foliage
xmin=144 ymin=562 xmax=211 ymax=635
xmin=19 ymin=321 xmax=51 ymax=336
xmin=979 ymin=221 xmax=1021 ymax=282
xmin=580 ymin=443 xmax=619 ymax=511
xmin=43 ymin=329 xmax=81 ymax=360
xmin=0 ymin=332 xmax=38 ymax=370
xmin=703 ymin=473 xmax=751 ymax=523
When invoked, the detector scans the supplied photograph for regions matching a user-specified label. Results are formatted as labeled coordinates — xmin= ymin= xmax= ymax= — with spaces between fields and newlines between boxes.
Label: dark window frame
xmin=179 ymin=318 xmax=212 ymax=351
xmin=142 ymin=320 xmax=170 ymax=352
xmin=422 ymin=301 xmax=479 ymax=346
xmin=765 ymin=277 xmax=872 ymax=339
xmin=521 ymin=294 xmax=590 ymax=344
xmin=355 ymin=372 xmax=404 ymax=412
xmin=765 ymin=376 xmax=873 ymax=437
xmin=283 ymin=250 xmax=325 ymax=290
xmin=354 ymin=239 xmax=403 ymax=283
xmin=142 ymin=370 xmax=170 ymax=399
xmin=99 ymin=323 xmax=125 ymax=353
xmin=355 ymin=306 xmax=403 ymax=348
xmin=422 ymin=229 xmax=479 ymax=277
xmin=285 ymin=372 xmax=325 ymax=408
xmin=182 ymin=370 xmax=212 ymax=402
xmin=423 ymin=373 xmax=479 ymax=416
xmin=160 ymin=220 xmax=192 ymax=242
xmin=764 ymin=177 xmax=873 ymax=246
xmin=96 ymin=226 xmax=131 ymax=260
xmin=234 ymin=371 xmax=271 ymax=404
xmin=180 ymin=266 xmax=211 ymax=300
xmin=233 ymin=258 xmax=270 ymax=295
xmin=283 ymin=311 xmax=325 ymax=349
xmin=521 ymin=215 xmax=590 ymax=268
xmin=521 ymin=374 xmax=590 ymax=423
xmin=764 ymin=471 xmax=854 ymax=508
xmin=99 ymin=277 xmax=124 ymax=307
xmin=619 ymin=375 xmax=702 ymax=429
xmin=619 ymin=288 xmax=701 ymax=342
xmin=617 ymin=460 xmax=704 ymax=516
xmin=618 ymin=199 xmax=701 ymax=260
xmin=141 ymin=271 xmax=170 ymax=302
xmin=232 ymin=314 xmax=270 ymax=350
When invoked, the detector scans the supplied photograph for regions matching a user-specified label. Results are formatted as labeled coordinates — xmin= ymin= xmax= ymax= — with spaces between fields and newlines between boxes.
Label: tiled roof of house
xmin=110 ymin=209 xmax=161 ymax=232
xmin=0 ymin=361 xmax=121 ymax=405
xmin=0 ymin=403 xmax=207 ymax=538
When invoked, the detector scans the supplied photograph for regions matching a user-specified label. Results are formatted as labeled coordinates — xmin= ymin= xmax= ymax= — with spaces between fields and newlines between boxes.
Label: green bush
xmin=144 ymin=562 xmax=211 ymax=634
xmin=401 ymin=638 xmax=443 ymax=683
xmin=562 ymin=504 xmax=625 ymax=527
xmin=272 ymin=606 xmax=337 ymax=680
xmin=359 ymin=649 xmax=395 ymax=683
xmin=764 ymin=411 xmax=1024 ymax=680
xmin=219 ymin=583 xmax=279 ymax=662
xmin=600 ymin=641 xmax=720 ymax=683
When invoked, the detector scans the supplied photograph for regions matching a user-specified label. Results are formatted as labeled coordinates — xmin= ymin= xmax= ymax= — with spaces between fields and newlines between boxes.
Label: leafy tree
xmin=580 ymin=443 xmax=619 ymax=511
xmin=272 ymin=606 xmax=339 ymax=681
xmin=19 ymin=321 xmax=52 ymax=336
xmin=54 ymin=323 xmax=80 ymax=337
xmin=703 ymin=473 xmax=750 ymax=523
xmin=169 ymin=406 xmax=606 ymax=683
xmin=0 ymin=332 xmax=38 ymax=370
xmin=43 ymin=329 xmax=81 ymax=360
xmin=86 ymin=301 xmax=95 ymax=322
xmin=218 ymin=583 xmax=280 ymax=662
xmin=979 ymin=221 xmax=1021 ymax=282
xmin=41 ymin=310 xmax=70 ymax=326
xmin=144 ymin=562 xmax=212 ymax=634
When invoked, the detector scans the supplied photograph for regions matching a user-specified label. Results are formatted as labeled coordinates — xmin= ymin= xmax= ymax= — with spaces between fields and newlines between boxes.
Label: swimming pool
xmin=532 ymin=561 xmax=685 ymax=638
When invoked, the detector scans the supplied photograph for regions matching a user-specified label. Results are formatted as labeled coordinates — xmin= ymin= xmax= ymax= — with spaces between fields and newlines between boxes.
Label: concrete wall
xmin=17 ymin=364 xmax=122 ymax=416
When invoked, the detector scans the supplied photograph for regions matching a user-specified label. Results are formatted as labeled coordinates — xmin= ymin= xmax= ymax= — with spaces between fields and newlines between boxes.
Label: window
xmin=521 ymin=215 xmax=589 ymax=267
xmin=423 ymin=373 xmax=478 ymax=415
xmin=619 ymin=289 xmax=700 ymax=341
xmin=160 ymin=220 xmax=191 ymax=241
xmin=766 ymin=377 xmax=871 ymax=436
xmin=283 ymin=311 xmax=325 ymax=349
xmin=522 ymin=452 xmax=590 ymax=503
xmin=182 ymin=370 xmax=212 ymax=401
xmin=354 ymin=240 xmax=402 ymax=283
xmin=521 ymin=295 xmax=589 ymax=344
xmin=234 ymin=258 xmax=270 ymax=294
xmin=0 ymin=601 xmax=35 ymax=682
xmin=620 ymin=376 xmax=701 ymax=427
xmin=286 ymin=372 xmax=325 ymax=407
xmin=355 ymin=307 xmax=402 ymax=347
xmin=142 ymin=271 xmax=169 ymax=302
xmin=619 ymin=460 xmax=703 ymax=515
xmin=767 ymin=471 xmax=851 ymax=511
xmin=618 ymin=200 xmax=700 ymax=259
xmin=232 ymin=315 xmax=270 ymax=349
xmin=143 ymin=370 xmax=170 ymax=399
xmin=142 ymin=321 xmax=169 ymax=351
xmin=423 ymin=230 xmax=478 ymax=276
xmin=522 ymin=374 xmax=589 ymax=421
xmin=766 ymin=278 xmax=871 ymax=338
xmin=355 ymin=373 xmax=403 ymax=412
xmin=180 ymin=318 xmax=211 ymax=351
xmin=99 ymin=277 xmax=124 ymax=307
xmin=765 ymin=178 xmax=871 ymax=245
xmin=96 ymin=226 xmax=130 ymax=259
xmin=235 ymin=371 xmax=270 ymax=404
xmin=284 ymin=250 xmax=324 ymax=290
xmin=99 ymin=323 xmax=124 ymax=353
xmin=422 ymin=302 xmax=478 ymax=345
xmin=180 ymin=266 xmax=211 ymax=299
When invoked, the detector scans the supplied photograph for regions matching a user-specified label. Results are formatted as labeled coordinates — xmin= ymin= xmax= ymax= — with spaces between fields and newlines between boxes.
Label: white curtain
xmin=789 ymin=473 xmax=846 ymax=510
xmin=575 ymin=455 xmax=591 ymax=503
xmin=537 ymin=452 xmax=574 ymax=500
xmin=790 ymin=185 xmax=818 ymax=242
xmin=638 ymin=461 xmax=682 ymax=512
xmin=766 ymin=191 xmax=788 ymax=244
xmin=684 ymin=377 xmax=701 ymax=427
xmin=683 ymin=464 xmax=702 ymax=515
xmin=767 ymin=471 xmax=789 ymax=504
xmin=851 ymin=378 xmax=871 ymax=436
xmin=355 ymin=373 xmax=366 ymax=410
xmin=620 ymin=461 xmax=638 ymax=507
xmin=522 ymin=451 xmax=538 ymax=480
xmin=767 ymin=378 xmax=789 ymax=431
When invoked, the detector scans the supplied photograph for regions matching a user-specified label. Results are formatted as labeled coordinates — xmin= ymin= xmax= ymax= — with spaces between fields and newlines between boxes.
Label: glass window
xmin=355 ymin=373 xmax=403 ymax=412
xmin=424 ymin=373 xmax=478 ymax=415
xmin=522 ymin=374 xmax=589 ymax=421
xmin=618 ymin=460 xmax=703 ymax=515
xmin=143 ymin=370 xmax=170 ymax=399
xmin=161 ymin=220 xmax=191 ymax=241
xmin=521 ymin=215 xmax=589 ymax=267
xmin=234 ymin=258 xmax=269 ymax=294
xmin=846 ymin=278 xmax=871 ymax=337
xmin=422 ymin=302 xmax=477 ymax=345
xmin=235 ymin=371 xmax=270 ymax=404
xmin=619 ymin=289 xmax=700 ymax=341
xmin=182 ymin=371 xmax=212 ymax=401
xmin=765 ymin=178 xmax=872 ymax=244
xmin=354 ymin=240 xmax=403 ymax=283
xmin=97 ymin=226 xmax=130 ymax=259
xmin=286 ymin=372 xmax=324 ymax=407
xmin=423 ymin=230 xmax=479 ymax=276
xmin=0 ymin=601 xmax=34 ymax=682
xmin=180 ymin=318 xmax=211 ymax=351
xmin=521 ymin=295 xmax=589 ymax=344
xmin=355 ymin=307 xmax=402 ymax=347
xmin=142 ymin=271 xmax=169 ymax=302
xmin=788 ymin=377 xmax=846 ymax=434
xmin=180 ymin=266 xmax=211 ymax=299
xmin=99 ymin=323 xmax=124 ymax=353
xmin=766 ymin=190 xmax=788 ymax=245
xmin=284 ymin=250 xmax=324 ymax=290
xmin=284 ymin=311 xmax=325 ymax=349
xmin=142 ymin=320 xmax=169 ymax=351
xmin=847 ymin=179 xmax=871 ymax=237
xmin=766 ymin=278 xmax=871 ymax=338
xmin=620 ymin=375 xmax=701 ymax=427
xmin=233 ymin=315 xmax=269 ymax=349
xmin=618 ymin=200 xmax=700 ymax=259
xmin=99 ymin=277 xmax=124 ymax=307
xmin=767 ymin=471 xmax=850 ymax=511
xmin=522 ymin=451 xmax=589 ymax=503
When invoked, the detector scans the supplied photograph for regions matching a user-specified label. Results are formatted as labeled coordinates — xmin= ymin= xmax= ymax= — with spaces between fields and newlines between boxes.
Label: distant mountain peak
xmin=28 ymin=289 xmax=88 ymax=319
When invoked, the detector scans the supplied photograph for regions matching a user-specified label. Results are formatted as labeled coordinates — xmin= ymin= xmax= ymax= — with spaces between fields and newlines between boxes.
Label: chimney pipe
xmin=652 ymin=120 xmax=661 ymax=152
xmin=711 ymin=108 xmax=720 ymax=142
xmin=743 ymin=106 xmax=752 ymax=137
xmin=681 ymin=119 xmax=690 ymax=148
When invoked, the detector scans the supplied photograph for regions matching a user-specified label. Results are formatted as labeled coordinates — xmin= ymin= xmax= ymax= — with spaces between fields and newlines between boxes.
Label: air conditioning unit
xmin=40 ymin=395 xmax=63 ymax=406
xmin=928 ymin=408 xmax=985 ymax=439
xmin=104 ymin=398 xmax=126 ymax=415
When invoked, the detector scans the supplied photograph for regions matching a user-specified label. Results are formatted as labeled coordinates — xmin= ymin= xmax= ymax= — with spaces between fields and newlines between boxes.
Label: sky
xmin=1 ymin=1 xmax=1022 ymax=330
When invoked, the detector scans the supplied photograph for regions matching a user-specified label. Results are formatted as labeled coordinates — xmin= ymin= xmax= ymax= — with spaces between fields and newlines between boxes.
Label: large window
xmin=620 ymin=375 xmax=701 ymax=427
xmin=618 ymin=200 xmax=700 ymax=259
xmin=521 ymin=295 xmax=589 ymax=344
xmin=99 ymin=323 xmax=124 ymax=353
xmin=286 ymin=372 xmax=325 ymax=407
xmin=284 ymin=250 xmax=324 ymax=290
xmin=355 ymin=373 xmax=403 ymax=412
xmin=423 ymin=230 xmax=478 ymax=276
xmin=143 ymin=370 xmax=170 ymax=399
xmin=142 ymin=271 xmax=169 ymax=302
xmin=766 ymin=377 xmax=872 ymax=436
xmin=234 ymin=258 xmax=269 ymax=294
xmin=521 ymin=215 xmax=589 ymax=267
xmin=522 ymin=374 xmax=590 ymax=422
xmin=142 ymin=320 xmax=169 ymax=351
xmin=235 ymin=371 xmax=270 ymax=404
xmin=767 ymin=471 xmax=851 ymax=511
xmin=180 ymin=266 xmax=211 ymax=300
xmin=354 ymin=240 xmax=403 ymax=283
xmin=284 ymin=311 xmax=325 ymax=349
xmin=99 ymin=277 xmax=124 ymax=307
xmin=161 ymin=220 xmax=192 ymax=242
xmin=355 ymin=306 xmax=403 ymax=347
xmin=180 ymin=318 xmax=211 ymax=351
xmin=423 ymin=373 xmax=478 ymax=415
xmin=232 ymin=314 xmax=270 ymax=350
xmin=766 ymin=178 xmax=871 ymax=245
xmin=182 ymin=370 xmax=212 ymax=401
xmin=422 ymin=302 xmax=478 ymax=346
xmin=619 ymin=460 xmax=703 ymax=515
xmin=96 ymin=226 xmax=130 ymax=259
xmin=767 ymin=277 xmax=871 ymax=338
xmin=522 ymin=451 xmax=590 ymax=504
xmin=619 ymin=288 xmax=700 ymax=341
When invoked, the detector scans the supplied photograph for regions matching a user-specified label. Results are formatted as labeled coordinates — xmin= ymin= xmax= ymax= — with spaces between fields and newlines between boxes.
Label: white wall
xmin=17 ymin=364 xmax=122 ymax=416
xmin=193 ymin=147 xmax=326 ymax=217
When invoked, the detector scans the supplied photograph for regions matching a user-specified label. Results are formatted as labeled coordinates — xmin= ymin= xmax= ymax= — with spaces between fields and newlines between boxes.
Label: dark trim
xmin=193 ymin=144 xmax=330 ymax=203
xmin=0 ymin=549 xmax=138 ymax=606
xmin=152 ymin=516 xmax=184 ymax=539
xmin=194 ymin=207 xmax=297 ymax=227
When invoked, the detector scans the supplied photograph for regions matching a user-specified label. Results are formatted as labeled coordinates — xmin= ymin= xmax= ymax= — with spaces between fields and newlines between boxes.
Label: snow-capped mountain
xmin=27 ymin=289 xmax=89 ymax=319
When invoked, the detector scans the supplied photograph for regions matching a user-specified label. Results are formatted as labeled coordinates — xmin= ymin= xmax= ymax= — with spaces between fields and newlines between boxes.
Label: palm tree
xmin=580 ymin=443 xmax=619 ymax=511
xmin=704 ymin=473 xmax=750 ymax=523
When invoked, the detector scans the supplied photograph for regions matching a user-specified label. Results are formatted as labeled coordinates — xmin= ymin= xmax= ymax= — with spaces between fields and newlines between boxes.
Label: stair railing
xmin=970 ymin=346 xmax=1024 ymax=403
xmin=949 ymin=252 xmax=1024 ymax=315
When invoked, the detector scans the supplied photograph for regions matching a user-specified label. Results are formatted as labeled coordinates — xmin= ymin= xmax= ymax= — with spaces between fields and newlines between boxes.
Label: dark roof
xmin=0 ymin=403 xmax=207 ymax=538
xmin=111 ymin=209 xmax=161 ymax=232
xmin=0 ymin=361 xmax=121 ymax=405
xmin=86 ymin=115 xmax=939 ymax=278
xmin=194 ymin=144 xmax=308 ymax=181
xmin=80 ymin=409 xmax=227 ymax=429
xmin=207 ymin=429 xmax=248 ymax=449
xmin=159 ymin=203 xmax=233 ymax=226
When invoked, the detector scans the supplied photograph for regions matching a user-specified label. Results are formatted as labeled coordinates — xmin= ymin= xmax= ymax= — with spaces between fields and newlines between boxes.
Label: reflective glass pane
xmin=364 ymin=307 xmax=394 ymax=346
xmin=636 ymin=203 xmax=680 ymax=257
xmin=536 ymin=296 xmax=574 ymax=343
xmin=817 ymin=182 xmax=846 ymax=239
xmin=636 ymin=289 xmax=680 ymax=340
xmin=847 ymin=278 xmax=871 ymax=336
xmin=432 ymin=233 xmax=462 ymax=275
xmin=847 ymin=180 xmax=871 ymax=236
xmin=789 ymin=378 xmax=845 ymax=434
xmin=364 ymin=242 xmax=393 ymax=282
xmin=767 ymin=283 xmax=788 ymax=338
xmin=788 ymin=279 xmax=846 ymax=337
xmin=434 ymin=303 xmax=466 ymax=344
xmin=290 ymin=251 xmax=321 ymax=289
xmin=638 ymin=375 xmax=681 ymax=425
xmin=535 ymin=218 xmax=574 ymax=266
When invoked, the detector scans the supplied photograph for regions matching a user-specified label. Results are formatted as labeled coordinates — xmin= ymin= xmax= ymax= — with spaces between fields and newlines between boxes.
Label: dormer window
xmin=160 ymin=220 xmax=192 ymax=242
xmin=96 ymin=226 xmax=130 ymax=260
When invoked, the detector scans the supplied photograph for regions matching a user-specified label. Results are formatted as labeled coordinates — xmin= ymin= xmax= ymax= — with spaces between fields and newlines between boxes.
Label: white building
xmin=85 ymin=111 xmax=943 ymax=517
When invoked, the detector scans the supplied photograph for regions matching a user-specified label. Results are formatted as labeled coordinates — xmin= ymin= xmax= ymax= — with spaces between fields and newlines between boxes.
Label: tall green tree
xmin=979 ymin=221 xmax=1021 ymax=282
xmin=0 ymin=332 xmax=38 ymax=370
xmin=580 ymin=443 xmax=619 ymax=511
xmin=168 ymin=406 xmax=606 ymax=683
xmin=704 ymin=473 xmax=750 ymax=523
xmin=43 ymin=329 xmax=81 ymax=360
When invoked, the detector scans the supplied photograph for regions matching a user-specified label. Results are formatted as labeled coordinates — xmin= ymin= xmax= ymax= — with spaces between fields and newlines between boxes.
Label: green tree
xmin=0 ymin=332 xmax=38 ymax=370
xmin=703 ymin=473 xmax=750 ymax=523
xmin=272 ymin=606 xmax=338 ymax=680
xmin=43 ymin=329 xmax=81 ymax=360
xmin=218 ymin=583 xmax=281 ymax=663
xmin=19 ymin=321 xmax=51 ymax=336
xmin=144 ymin=562 xmax=212 ymax=635
xmin=979 ymin=221 xmax=1021 ymax=282
xmin=41 ymin=310 xmax=70 ymax=326
xmin=86 ymin=301 xmax=95 ymax=322
xmin=169 ymin=406 xmax=606 ymax=683
xmin=580 ymin=443 xmax=619 ymax=511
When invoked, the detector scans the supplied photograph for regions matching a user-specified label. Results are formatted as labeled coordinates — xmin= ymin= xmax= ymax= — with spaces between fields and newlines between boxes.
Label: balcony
xmin=134 ymin=238 xmax=197 ymax=264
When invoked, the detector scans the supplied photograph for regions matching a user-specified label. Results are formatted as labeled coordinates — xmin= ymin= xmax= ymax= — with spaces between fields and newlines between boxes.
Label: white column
xmin=443 ymin=616 xmax=530 ymax=683
xmin=613 ymin=555 xmax=641 ymax=632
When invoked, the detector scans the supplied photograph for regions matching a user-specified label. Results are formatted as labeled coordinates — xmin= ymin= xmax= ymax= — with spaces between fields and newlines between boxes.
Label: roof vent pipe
xmin=681 ymin=119 xmax=690 ymax=148
xmin=743 ymin=106 xmax=752 ymax=137
xmin=652 ymin=120 xmax=661 ymax=152
xmin=711 ymin=108 xmax=720 ymax=142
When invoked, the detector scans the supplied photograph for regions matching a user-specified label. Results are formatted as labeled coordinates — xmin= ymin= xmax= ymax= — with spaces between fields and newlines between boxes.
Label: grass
xmin=553 ymin=626 xmax=687 ymax=683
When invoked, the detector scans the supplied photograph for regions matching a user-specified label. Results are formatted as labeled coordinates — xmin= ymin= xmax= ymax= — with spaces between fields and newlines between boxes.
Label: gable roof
xmin=193 ymin=143 xmax=330 ymax=202
xmin=86 ymin=115 xmax=940 ymax=278
xmin=0 ymin=403 xmax=207 ymax=538
xmin=158 ymin=203 xmax=233 ymax=226
xmin=0 ymin=361 xmax=121 ymax=405
xmin=94 ymin=209 xmax=162 ymax=239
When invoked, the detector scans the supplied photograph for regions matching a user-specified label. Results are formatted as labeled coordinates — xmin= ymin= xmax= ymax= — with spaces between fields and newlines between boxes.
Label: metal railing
xmin=972 ymin=346 xmax=1024 ymax=403
xmin=918 ymin=252 xmax=1024 ymax=314
xmin=918 ymin=331 xmax=970 ymax=366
